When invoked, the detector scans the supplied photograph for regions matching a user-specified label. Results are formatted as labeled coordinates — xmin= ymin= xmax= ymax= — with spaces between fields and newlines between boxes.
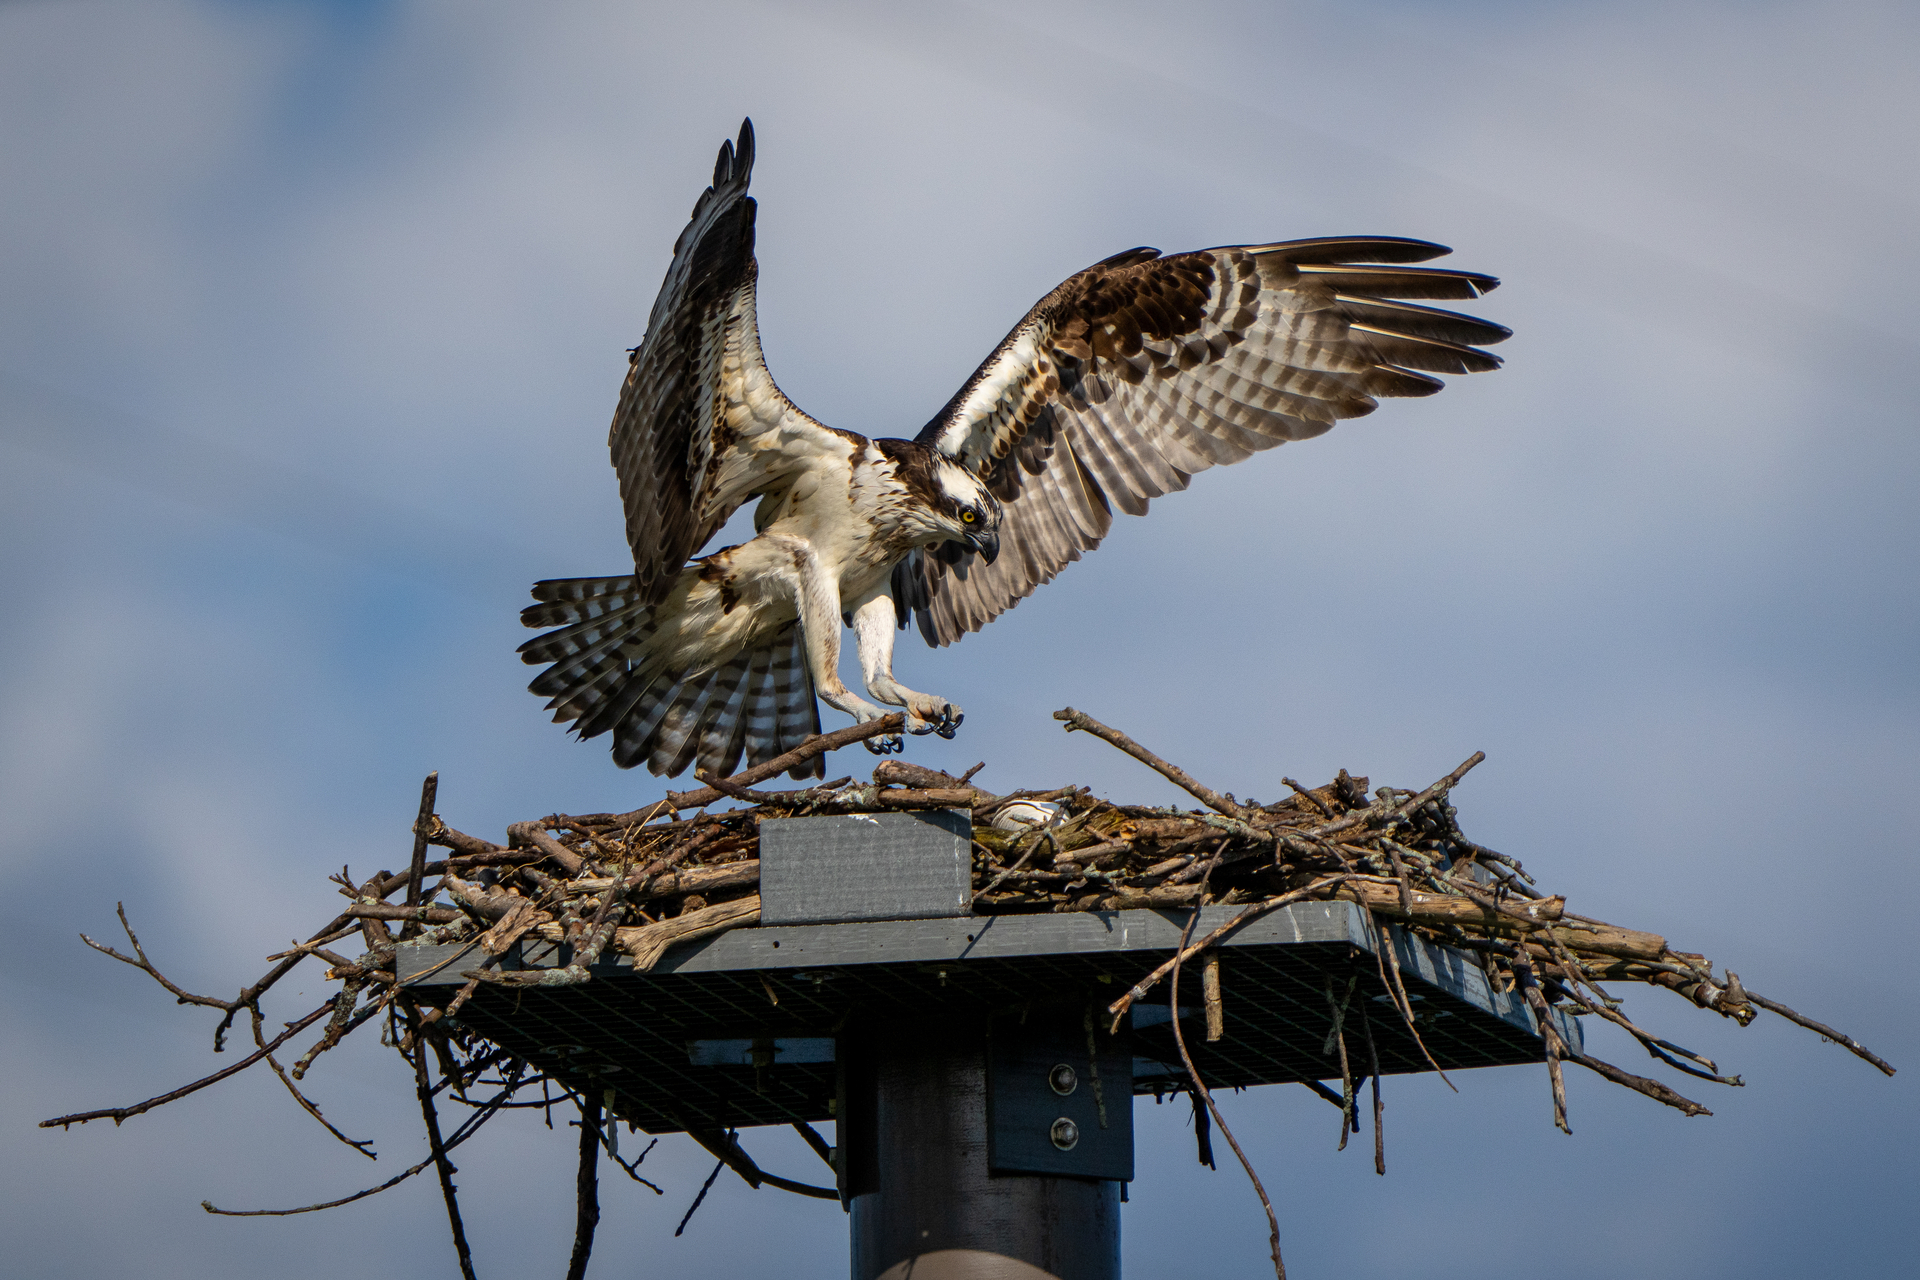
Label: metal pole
xmin=845 ymin=1022 xmax=1121 ymax=1280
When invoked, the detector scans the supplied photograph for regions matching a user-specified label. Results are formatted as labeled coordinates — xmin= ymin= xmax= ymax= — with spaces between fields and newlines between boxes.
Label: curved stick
xmin=1053 ymin=707 xmax=1245 ymax=818
xmin=1170 ymin=904 xmax=1286 ymax=1279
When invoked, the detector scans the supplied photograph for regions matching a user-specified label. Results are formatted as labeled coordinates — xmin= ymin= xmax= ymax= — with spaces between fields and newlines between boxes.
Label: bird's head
xmin=929 ymin=457 xmax=1002 ymax=564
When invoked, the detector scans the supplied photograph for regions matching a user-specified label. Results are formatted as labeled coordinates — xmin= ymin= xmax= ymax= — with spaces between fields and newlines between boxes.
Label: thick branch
xmin=411 ymin=1022 xmax=478 ymax=1280
xmin=1745 ymin=989 xmax=1896 ymax=1077
xmin=1305 ymin=751 xmax=1485 ymax=840
xmin=506 ymin=821 xmax=588 ymax=876
xmin=664 ymin=715 xmax=907 ymax=810
xmin=530 ymin=895 xmax=763 ymax=972
xmin=566 ymin=1092 xmax=602 ymax=1280
xmin=682 ymin=1126 xmax=838 ymax=1200
xmin=348 ymin=903 xmax=461 ymax=924
xmin=1053 ymin=707 xmax=1245 ymax=818
xmin=403 ymin=772 xmax=438 ymax=939
xmin=568 ymin=859 xmax=760 ymax=903
xmin=1567 ymin=1051 xmax=1712 ymax=1117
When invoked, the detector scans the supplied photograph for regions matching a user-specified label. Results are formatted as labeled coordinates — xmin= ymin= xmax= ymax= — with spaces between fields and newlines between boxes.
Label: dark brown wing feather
xmin=609 ymin=119 xmax=759 ymax=606
xmin=906 ymin=237 xmax=1508 ymax=644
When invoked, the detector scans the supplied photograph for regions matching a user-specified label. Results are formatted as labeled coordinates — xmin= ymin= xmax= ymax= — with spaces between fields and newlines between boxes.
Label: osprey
xmin=520 ymin=120 xmax=1508 ymax=779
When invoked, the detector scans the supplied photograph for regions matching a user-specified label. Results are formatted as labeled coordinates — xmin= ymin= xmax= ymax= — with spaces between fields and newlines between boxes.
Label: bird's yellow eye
xmin=961 ymin=509 xmax=976 ymax=523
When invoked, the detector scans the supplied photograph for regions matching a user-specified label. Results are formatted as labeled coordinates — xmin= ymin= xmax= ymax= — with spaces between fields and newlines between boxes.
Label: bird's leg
xmin=766 ymin=535 xmax=903 ymax=754
xmin=849 ymin=593 xmax=962 ymax=739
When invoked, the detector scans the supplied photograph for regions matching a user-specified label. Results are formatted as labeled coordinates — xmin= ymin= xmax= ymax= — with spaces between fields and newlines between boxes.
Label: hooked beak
xmin=967 ymin=526 xmax=1000 ymax=565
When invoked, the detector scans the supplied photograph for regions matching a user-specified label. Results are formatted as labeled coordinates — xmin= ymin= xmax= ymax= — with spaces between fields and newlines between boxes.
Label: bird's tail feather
xmin=519 ymin=575 xmax=822 ymax=779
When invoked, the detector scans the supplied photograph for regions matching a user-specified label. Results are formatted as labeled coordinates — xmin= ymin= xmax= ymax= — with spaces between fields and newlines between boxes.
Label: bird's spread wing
xmin=904 ymin=238 xmax=1509 ymax=644
xmin=611 ymin=119 xmax=840 ymax=605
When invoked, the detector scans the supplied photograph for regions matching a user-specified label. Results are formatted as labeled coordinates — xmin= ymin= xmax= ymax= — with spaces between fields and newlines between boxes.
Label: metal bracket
xmin=987 ymin=1010 xmax=1133 ymax=1181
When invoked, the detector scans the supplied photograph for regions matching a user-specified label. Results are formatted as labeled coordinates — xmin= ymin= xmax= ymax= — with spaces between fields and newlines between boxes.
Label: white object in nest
xmin=992 ymin=801 xmax=1060 ymax=832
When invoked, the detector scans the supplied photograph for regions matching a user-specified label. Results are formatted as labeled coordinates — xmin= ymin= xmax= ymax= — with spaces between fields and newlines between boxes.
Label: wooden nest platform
xmin=43 ymin=706 xmax=1896 ymax=1280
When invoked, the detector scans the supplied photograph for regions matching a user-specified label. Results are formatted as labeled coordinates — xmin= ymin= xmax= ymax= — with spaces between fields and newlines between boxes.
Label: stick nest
xmin=42 ymin=706 xmax=1895 ymax=1280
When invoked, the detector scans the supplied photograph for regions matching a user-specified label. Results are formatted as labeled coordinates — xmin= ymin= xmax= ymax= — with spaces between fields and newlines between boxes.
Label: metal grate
xmin=403 ymin=903 xmax=1577 ymax=1137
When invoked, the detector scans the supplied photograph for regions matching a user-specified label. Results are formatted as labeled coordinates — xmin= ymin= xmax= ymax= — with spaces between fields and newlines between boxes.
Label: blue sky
xmin=2 ymin=1 xmax=1914 ymax=1276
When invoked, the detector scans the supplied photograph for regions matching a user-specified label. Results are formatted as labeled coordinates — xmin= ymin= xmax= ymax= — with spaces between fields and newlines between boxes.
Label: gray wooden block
xmin=759 ymin=810 xmax=972 ymax=925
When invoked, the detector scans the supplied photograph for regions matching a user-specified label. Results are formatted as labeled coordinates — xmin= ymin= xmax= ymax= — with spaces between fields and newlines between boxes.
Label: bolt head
xmin=1050 ymin=1117 xmax=1080 ymax=1150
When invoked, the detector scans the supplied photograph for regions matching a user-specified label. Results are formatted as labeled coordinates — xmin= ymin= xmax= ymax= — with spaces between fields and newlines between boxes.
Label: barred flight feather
xmin=909 ymin=236 xmax=1507 ymax=644
xmin=1295 ymin=263 xmax=1498 ymax=299
xmin=519 ymin=569 xmax=822 ymax=779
